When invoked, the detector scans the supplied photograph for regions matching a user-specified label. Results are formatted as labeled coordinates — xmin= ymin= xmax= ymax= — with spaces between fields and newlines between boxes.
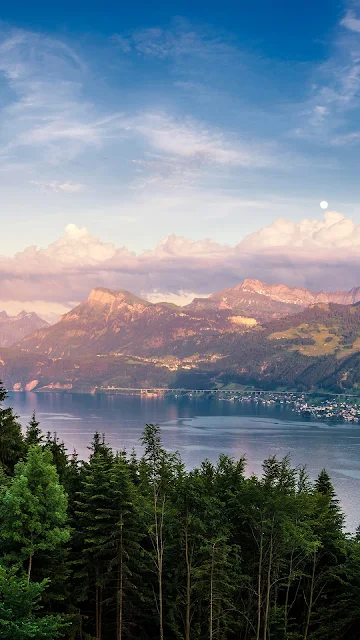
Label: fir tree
xmin=74 ymin=435 xmax=115 ymax=640
xmin=44 ymin=432 xmax=68 ymax=485
xmin=25 ymin=411 xmax=43 ymax=448
xmin=0 ymin=381 xmax=24 ymax=474
xmin=106 ymin=453 xmax=147 ymax=640
xmin=140 ymin=424 xmax=183 ymax=640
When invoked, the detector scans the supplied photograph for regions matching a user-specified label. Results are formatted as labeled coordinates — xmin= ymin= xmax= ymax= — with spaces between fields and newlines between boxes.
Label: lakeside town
xmin=98 ymin=385 xmax=360 ymax=422
xmin=207 ymin=390 xmax=360 ymax=422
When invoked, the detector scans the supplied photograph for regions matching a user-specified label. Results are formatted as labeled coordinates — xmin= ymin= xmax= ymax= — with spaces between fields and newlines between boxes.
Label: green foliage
xmin=25 ymin=411 xmax=43 ymax=448
xmin=0 ymin=565 xmax=67 ymax=639
xmin=1 ymin=379 xmax=360 ymax=640
xmin=0 ymin=382 xmax=24 ymax=473
xmin=0 ymin=446 xmax=69 ymax=581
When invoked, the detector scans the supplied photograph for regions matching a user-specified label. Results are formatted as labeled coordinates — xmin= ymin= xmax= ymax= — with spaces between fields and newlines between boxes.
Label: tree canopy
xmin=0 ymin=381 xmax=360 ymax=639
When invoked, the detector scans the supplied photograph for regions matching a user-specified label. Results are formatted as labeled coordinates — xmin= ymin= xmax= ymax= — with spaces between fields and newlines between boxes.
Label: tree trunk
xmin=27 ymin=532 xmax=34 ymax=584
xmin=153 ymin=484 xmax=164 ymax=640
xmin=185 ymin=524 xmax=191 ymax=640
xmin=256 ymin=524 xmax=263 ymax=640
xmin=95 ymin=583 xmax=103 ymax=640
xmin=99 ymin=585 xmax=103 ymax=640
xmin=263 ymin=527 xmax=273 ymax=640
xmin=303 ymin=551 xmax=316 ymax=640
xmin=210 ymin=542 xmax=216 ymax=640
xmin=117 ymin=520 xmax=124 ymax=640
xmin=284 ymin=547 xmax=294 ymax=635
xmin=96 ymin=585 xmax=99 ymax=640
xmin=27 ymin=553 xmax=33 ymax=584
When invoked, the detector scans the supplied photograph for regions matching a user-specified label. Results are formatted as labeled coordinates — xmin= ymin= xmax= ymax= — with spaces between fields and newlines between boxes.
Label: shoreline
xmin=8 ymin=387 xmax=360 ymax=423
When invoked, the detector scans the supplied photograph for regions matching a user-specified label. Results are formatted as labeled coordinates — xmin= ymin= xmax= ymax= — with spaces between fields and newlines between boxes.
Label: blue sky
xmin=1 ymin=0 xmax=360 ymax=316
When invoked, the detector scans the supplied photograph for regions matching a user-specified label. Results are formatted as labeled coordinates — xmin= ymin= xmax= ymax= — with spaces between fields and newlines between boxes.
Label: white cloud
xmin=341 ymin=10 xmax=360 ymax=33
xmin=0 ymin=29 xmax=125 ymax=169
xmin=123 ymin=112 xmax=277 ymax=189
xmin=2 ymin=212 xmax=360 ymax=313
xmin=144 ymin=290 xmax=202 ymax=306
xmin=112 ymin=23 xmax=236 ymax=63
xmin=127 ymin=112 xmax=272 ymax=167
xmin=0 ymin=23 xmax=305 ymax=206
xmin=31 ymin=180 xmax=84 ymax=193
xmin=293 ymin=12 xmax=360 ymax=143
xmin=0 ymin=26 xmax=279 ymax=195
xmin=240 ymin=211 xmax=360 ymax=249
xmin=42 ymin=223 xmax=119 ymax=265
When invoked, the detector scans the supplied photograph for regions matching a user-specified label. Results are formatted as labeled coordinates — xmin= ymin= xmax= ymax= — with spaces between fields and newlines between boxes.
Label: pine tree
xmin=301 ymin=469 xmax=346 ymax=640
xmin=25 ymin=411 xmax=43 ymax=448
xmin=0 ymin=381 xmax=24 ymax=474
xmin=74 ymin=435 xmax=115 ymax=640
xmin=140 ymin=423 xmax=183 ymax=640
xmin=0 ymin=446 xmax=69 ymax=582
xmin=44 ymin=432 xmax=68 ymax=485
xmin=105 ymin=453 xmax=147 ymax=640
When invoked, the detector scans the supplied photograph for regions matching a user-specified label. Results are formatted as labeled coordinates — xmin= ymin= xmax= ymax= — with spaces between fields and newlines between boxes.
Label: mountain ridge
xmin=187 ymin=279 xmax=360 ymax=319
xmin=2 ymin=299 xmax=360 ymax=393
xmin=0 ymin=310 xmax=49 ymax=348
xmin=18 ymin=285 xmax=255 ymax=358
xmin=3 ymin=281 xmax=360 ymax=393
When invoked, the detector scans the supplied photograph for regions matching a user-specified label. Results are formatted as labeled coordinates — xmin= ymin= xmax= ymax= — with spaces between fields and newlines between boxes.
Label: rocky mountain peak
xmin=240 ymin=278 xmax=265 ymax=291
xmin=87 ymin=287 xmax=151 ymax=308
xmin=87 ymin=288 xmax=119 ymax=305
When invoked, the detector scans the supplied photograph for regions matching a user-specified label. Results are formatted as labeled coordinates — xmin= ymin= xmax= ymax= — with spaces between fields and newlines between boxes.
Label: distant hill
xmin=0 ymin=310 xmax=49 ymax=347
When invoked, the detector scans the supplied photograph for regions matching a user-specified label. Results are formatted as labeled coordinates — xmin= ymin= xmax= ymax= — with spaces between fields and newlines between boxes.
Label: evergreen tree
xmin=0 ymin=405 xmax=359 ymax=640
xmin=74 ymin=434 xmax=115 ymax=640
xmin=44 ymin=432 xmax=68 ymax=485
xmin=25 ymin=411 xmax=43 ymax=448
xmin=0 ymin=564 xmax=68 ymax=639
xmin=0 ymin=381 xmax=24 ymax=474
xmin=0 ymin=446 xmax=69 ymax=582
xmin=302 ymin=469 xmax=347 ymax=640
xmin=140 ymin=423 xmax=183 ymax=640
xmin=105 ymin=453 xmax=147 ymax=640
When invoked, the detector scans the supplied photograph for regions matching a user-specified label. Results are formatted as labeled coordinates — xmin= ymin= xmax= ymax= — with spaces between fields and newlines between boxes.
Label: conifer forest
xmin=1 ymin=380 xmax=360 ymax=640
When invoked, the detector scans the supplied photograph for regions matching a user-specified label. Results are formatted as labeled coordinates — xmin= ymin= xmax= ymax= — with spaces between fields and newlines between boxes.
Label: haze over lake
xmin=6 ymin=391 xmax=360 ymax=532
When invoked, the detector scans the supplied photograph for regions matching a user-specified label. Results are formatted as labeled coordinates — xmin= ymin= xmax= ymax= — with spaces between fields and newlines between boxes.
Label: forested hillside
xmin=1 ymin=300 xmax=360 ymax=393
xmin=1 ymin=381 xmax=360 ymax=639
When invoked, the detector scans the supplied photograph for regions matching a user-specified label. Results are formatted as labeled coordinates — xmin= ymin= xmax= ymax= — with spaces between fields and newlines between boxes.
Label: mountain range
xmin=187 ymin=279 xmax=360 ymax=319
xmin=2 ymin=279 xmax=360 ymax=393
xmin=0 ymin=311 xmax=49 ymax=348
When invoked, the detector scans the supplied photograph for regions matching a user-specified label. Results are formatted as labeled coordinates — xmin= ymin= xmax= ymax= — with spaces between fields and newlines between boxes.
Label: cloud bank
xmin=1 ymin=211 xmax=360 ymax=318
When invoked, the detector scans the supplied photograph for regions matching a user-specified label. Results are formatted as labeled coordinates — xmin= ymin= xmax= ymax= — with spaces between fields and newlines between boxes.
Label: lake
xmin=6 ymin=391 xmax=360 ymax=532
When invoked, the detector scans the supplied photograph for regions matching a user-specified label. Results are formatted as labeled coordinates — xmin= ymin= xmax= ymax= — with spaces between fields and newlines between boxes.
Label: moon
xmin=320 ymin=201 xmax=329 ymax=210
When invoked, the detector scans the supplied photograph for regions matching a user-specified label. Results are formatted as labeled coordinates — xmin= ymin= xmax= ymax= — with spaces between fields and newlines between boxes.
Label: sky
xmin=2 ymin=0 xmax=360 ymax=319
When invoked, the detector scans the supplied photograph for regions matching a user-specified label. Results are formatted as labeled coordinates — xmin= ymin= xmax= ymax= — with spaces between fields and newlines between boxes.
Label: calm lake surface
xmin=6 ymin=391 xmax=360 ymax=532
